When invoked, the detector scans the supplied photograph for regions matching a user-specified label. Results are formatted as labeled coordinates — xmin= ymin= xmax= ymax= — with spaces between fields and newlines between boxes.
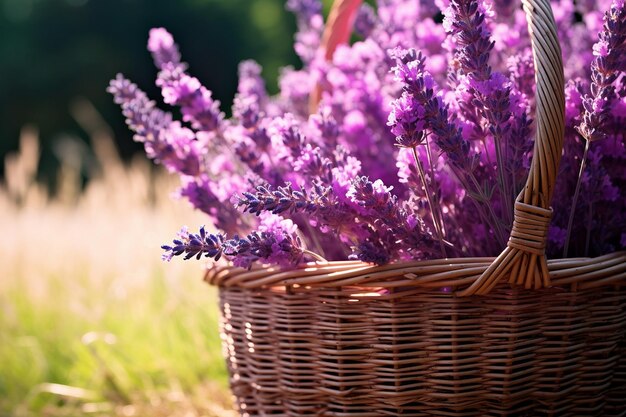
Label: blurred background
xmin=0 ymin=1 xmax=329 ymax=415
xmin=0 ymin=0 xmax=305 ymax=188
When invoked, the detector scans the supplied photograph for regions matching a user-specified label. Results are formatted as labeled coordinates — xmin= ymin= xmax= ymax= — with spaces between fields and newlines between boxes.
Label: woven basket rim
xmin=206 ymin=250 xmax=626 ymax=291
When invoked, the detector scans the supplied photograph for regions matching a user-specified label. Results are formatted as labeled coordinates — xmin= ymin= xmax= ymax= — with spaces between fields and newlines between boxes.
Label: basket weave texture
xmin=206 ymin=0 xmax=626 ymax=415
xmin=209 ymin=255 xmax=626 ymax=416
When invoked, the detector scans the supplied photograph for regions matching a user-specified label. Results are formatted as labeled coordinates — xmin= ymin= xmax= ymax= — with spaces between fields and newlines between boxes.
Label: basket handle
xmin=309 ymin=0 xmax=363 ymax=113
xmin=459 ymin=0 xmax=565 ymax=296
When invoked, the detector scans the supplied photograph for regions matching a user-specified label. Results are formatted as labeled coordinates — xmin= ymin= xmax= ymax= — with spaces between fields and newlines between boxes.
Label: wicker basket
xmin=206 ymin=0 xmax=626 ymax=415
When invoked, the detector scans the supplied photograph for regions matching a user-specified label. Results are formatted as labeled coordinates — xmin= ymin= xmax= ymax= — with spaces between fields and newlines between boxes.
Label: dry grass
xmin=0 ymin=121 xmax=233 ymax=416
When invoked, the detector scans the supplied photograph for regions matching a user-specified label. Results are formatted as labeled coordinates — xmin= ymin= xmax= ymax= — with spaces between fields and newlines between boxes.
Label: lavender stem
xmin=467 ymin=169 xmax=508 ymax=247
xmin=303 ymin=249 xmax=328 ymax=262
xmin=411 ymin=147 xmax=447 ymax=257
xmin=585 ymin=201 xmax=593 ymax=257
xmin=425 ymin=139 xmax=447 ymax=236
xmin=494 ymin=133 xmax=512 ymax=228
xmin=563 ymin=139 xmax=590 ymax=257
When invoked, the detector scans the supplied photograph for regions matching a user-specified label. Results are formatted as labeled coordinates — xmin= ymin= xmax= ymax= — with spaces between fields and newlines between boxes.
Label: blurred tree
xmin=0 ymin=0 xmax=309 ymax=188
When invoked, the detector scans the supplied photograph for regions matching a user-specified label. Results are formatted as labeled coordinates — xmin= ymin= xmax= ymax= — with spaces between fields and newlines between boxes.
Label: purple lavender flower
xmin=162 ymin=226 xmax=224 ymax=261
xmin=390 ymin=48 xmax=474 ymax=171
xmin=354 ymin=3 xmax=377 ymax=38
xmin=270 ymin=114 xmax=305 ymax=160
xmin=560 ymin=1 xmax=626 ymax=256
xmin=308 ymin=105 xmax=340 ymax=150
xmin=224 ymin=212 xmax=303 ymax=268
xmin=443 ymin=0 xmax=494 ymax=82
xmin=445 ymin=0 xmax=528 ymax=229
xmin=237 ymin=177 xmax=436 ymax=264
xmin=108 ymin=75 xmax=203 ymax=177
xmin=232 ymin=132 xmax=267 ymax=179
xmin=578 ymin=1 xmax=626 ymax=142
xmin=346 ymin=176 xmax=437 ymax=261
xmin=237 ymin=182 xmax=326 ymax=216
xmin=286 ymin=0 xmax=324 ymax=63
xmin=350 ymin=240 xmax=391 ymax=264
xmin=156 ymin=65 xmax=224 ymax=132
xmin=162 ymin=220 xmax=304 ymax=268
xmin=286 ymin=0 xmax=322 ymax=20
xmin=147 ymin=29 xmax=224 ymax=132
xmin=147 ymin=27 xmax=181 ymax=68
xmin=233 ymin=60 xmax=268 ymax=128
xmin=237 ymin=181 xmax=367 ymax=251
xmin=388 ymin=91 xmax=427 ymax=148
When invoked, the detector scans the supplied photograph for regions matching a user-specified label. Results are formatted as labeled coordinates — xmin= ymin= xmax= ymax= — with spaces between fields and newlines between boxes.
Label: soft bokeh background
xmin=0 ymin=1 xmax=329 ymax=415
xmin=0 ymin=0 xmax=306 ymax=187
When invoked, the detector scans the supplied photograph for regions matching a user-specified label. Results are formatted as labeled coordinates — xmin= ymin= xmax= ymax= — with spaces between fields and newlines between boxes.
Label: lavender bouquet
xmin=109 ymin=0 xmax=626 ymax=270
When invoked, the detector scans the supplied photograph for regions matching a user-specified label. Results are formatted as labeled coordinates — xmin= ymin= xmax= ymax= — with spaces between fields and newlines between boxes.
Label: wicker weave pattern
xmin=210 ymin=254 xmax=626 ymax=416
xmin=216 ymin=281 xmax=626 ymax=416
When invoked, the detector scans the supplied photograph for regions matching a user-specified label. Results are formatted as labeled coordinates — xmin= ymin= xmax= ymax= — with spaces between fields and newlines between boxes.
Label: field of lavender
xmin=0 ymin=127 xmax=233 ymax=417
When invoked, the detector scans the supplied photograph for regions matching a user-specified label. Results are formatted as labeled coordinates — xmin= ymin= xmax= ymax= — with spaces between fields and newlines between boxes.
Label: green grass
xmin=0 ymin=139 xmax=233 ymax=416
xmin=0 ymin=266 xmax=229 ymax=417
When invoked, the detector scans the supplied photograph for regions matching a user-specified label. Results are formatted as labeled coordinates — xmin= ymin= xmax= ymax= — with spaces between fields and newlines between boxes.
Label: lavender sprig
xmin=565 ymin=1 xmax=626 ymax=256
xmin=233 ymin=60 xmax=268 ymax=128
xmin=148 ymin=26 xmax=182 ymax=68
xmin=148 ymin=28 xmax=224 ymax=132
xmin=162 ymin=223 xmax=305 ymax=269
xmin=390 ymin=48 xmax=474 ymax=171
xmin=237 ymin=178 xmax=437 ymax=264
xmin=237 ymin=181 xmax=368 ymax=259
xmin=286 ymin=0 xmax=324 ymax=63
xmin=347 ymin=176 xmax=437 ymax=261
xmin=444 ymin=0 xmax=494 ymax=82
xmin=162 ymin=226 xmax=224 ymax=261
xmin=108 ymin=75 xmax=203 ymax=177
xmin=388 ymin=90 xmax=447 ymax=256
xmin=578 ymin=2 xmax=626 ymax=142
xmin=237 ymin=182 xmax=332 ymax=217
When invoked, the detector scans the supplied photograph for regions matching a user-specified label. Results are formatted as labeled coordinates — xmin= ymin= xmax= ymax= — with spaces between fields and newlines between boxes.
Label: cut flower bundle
xmin=110 ymin=0 xmax=626 ymax=271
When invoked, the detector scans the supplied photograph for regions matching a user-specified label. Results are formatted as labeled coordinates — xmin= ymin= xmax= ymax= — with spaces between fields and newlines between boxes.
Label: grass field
xmin=0 ymin=128 xmax=233 ymax=416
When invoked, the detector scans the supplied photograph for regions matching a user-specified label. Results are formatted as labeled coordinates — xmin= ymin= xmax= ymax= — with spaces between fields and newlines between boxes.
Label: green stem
xmin=494 ymin=133 xmax=512 ymax=229
xmin=467 ymin=170 xmax=508 ymax=247
xmin=411 ymin=147 xmax=447 ymax=257
xmin=303 ymin=249 xmax=328 ymax=263
xmin=425 ymin=140 xmax=447 ymax=236
xmin=563 ymin=140 xmax=590 ymax=258
xmin=585 ymin=201 xmax=593 ymax=257
xmin=449 ymin=166 xmax=500 ymax=255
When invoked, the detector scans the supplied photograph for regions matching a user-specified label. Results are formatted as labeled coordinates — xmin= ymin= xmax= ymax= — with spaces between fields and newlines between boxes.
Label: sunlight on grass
xmin=0 ymin=126 xmax=232 ymax=416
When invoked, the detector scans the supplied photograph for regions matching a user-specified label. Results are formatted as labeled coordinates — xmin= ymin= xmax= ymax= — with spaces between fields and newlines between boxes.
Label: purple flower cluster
xmin=113 ymin=0 xmax=626 ymax=268
xmin=162 ymin=215 xmax=304 ymax=268
xmin=108 ymin=75 xmax=198 ymax=176
xmin=551 ymin=0 xmax=626 ymax=257
xmin=578 ymin=2 xmax=626 ymax=142
xmin=149 ymin=28 xmax=224 ymax=132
